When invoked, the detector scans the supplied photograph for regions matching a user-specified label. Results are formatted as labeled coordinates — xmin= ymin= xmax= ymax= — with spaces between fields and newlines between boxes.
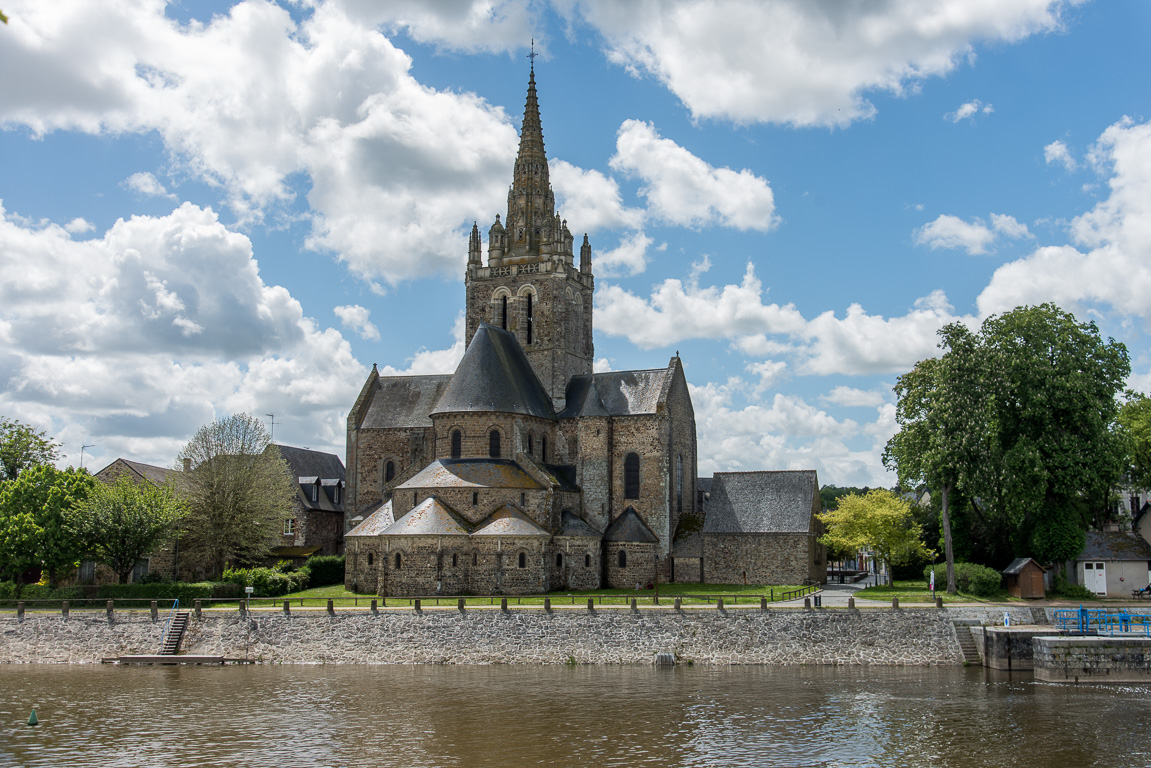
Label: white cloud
xmin=821 ymin=386 xmax=886 ymax=408
xmin=944 ymin=99 xmax=994 ymax=123
xmin=549 ymin=159 xmax=644 ymax=234
xmin=574 ymin=0 xmax=1067 ymax=127
xmin=979 ymin=118 xmax=1151 ymax=318
xmin=914 ymin=212 xmax=1031 ymax=255
xmin=0 ymin=202 xmax=364 ymax=467
xmin=745 ymin=359 xmax=787 ymax=392
xmin=610 ymin=120 xmax=777 ymax=231
xmin=123 ymin=171 xmax=175 ymax=199
xmin=596 ymin=231 xmax=657 ymax=277
xmin=379 ymin=314 xmax=466 ymax=376
xmin=593 ymin=357 xmax=613 ymax=373
xmin=1044 ymin=139 xmax=1078 ymax=171
xmin=333 ymin=304 xmax=380 ymax=341
xmin=63 ymin=217 xmax=94 ymax=234
xmin=336 ymin=0 xmax=536 ymax=54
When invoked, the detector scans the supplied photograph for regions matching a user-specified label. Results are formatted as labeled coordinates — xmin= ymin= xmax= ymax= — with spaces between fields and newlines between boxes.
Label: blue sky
xmin=1 ymin=0 xmax=1149 ymax=486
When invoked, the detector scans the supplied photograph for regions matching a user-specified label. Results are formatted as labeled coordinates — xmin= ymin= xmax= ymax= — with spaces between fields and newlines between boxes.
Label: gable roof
xmin=603 ymin=507 xmax=659 ymax=543
xmin=472 ymin=505 xmax=551 ymax=537
xmin=96 ymin=458 xmax=175 ymax=486
xmin=703 ymin=470 xmax=818 ymax=534
xmin=396 ymin=459 xmax=545 ymax=490
xmin=346 ymin=499 xmax=395 ymax=537
xmin=380 ymin=497 xmax=471 ymax=536
xmin=558 ymin=510 xmax=601 ymax=538
xmin=1078 ymin=531 xmax=1151 ymax=561
xmin=269 ymin=444 xmax=345 ymax=482
xmin=430 ymin=323 xmax=554 ymax=419
xmin=361 ymin=375 xmax=453 ymax=429
xmin=560 ymin=368 xmax=670 ymax=418
xmin=1003 ymin=557 xmax=1047 ymax=575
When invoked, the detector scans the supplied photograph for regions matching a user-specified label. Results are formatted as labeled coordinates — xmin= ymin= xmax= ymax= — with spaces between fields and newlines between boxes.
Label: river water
xmin=1 ymin=665 xmax=1148 ymax=767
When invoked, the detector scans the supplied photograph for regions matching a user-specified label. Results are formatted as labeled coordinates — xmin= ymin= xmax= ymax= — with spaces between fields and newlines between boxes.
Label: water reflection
xmin=2 ymin=665 xmax=1149 ymax=767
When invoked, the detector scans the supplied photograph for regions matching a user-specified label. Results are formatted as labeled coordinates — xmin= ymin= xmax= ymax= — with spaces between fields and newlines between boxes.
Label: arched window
xmin=452 ymin=553 xmax=458 ymax=568
xmin=585 ymin=553 xmax=591 ymax=568
xmin=489 ymin=429 xmax=501 ymax=458
xmin=385 ymin=460 xmax=395 ymax=483
xmin=556 ymin=553 xmax=563 ymax=567
xmin=525 ymin=293 xmax=533 ymax=345
xmin=518 ymin=552 xmax=526 ymax=568
xmin=451 ymin=429 xmax=462 ymax=459
xmin=541 ymin=435 xmax=548 ymax=462
xmin=473 ymin=552 xmax=478 ymax=566
xmin=618 ymin=549 xmax=627 ymax=569
xmin=501 ymin=295 xmax=508 ymax=330
xmin=624 ymin=453 xmax=640 ymax=499
xmin=526 ymin=432 xmax=534 ymax=456
xmin=367 ymin=552 xmax=373 ymax=566
xmin=394 ymin=552 xmax=402 ymax=570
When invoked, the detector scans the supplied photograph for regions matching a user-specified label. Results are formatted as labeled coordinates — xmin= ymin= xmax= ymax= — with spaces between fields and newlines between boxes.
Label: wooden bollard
xmin=326 ymin=598 xmax=334 ymax=615
xmin=892 ymin=597 xmax=900 ymax=609
xmin=760 ymin=596 xmax=767 ymax=610
xmin=414 ymin=598 xmax=422 ymax=611
xmin=150 ymin=601 xmax=158 ymax=623
xmin=61 ymin=600 xmax=69 ymax=619
xmin=543 ymin=597 xmax=550 ymax=612
xmin=370 ymin=599 xmax=378 ymax=613
xmin=936 ymin=596 xmax=943 ymax=609
xmin=587 ymin=598 xmax=595 ymax=611
xmin=283 ymin=600 xmax=291 ymax=615
xmin=500 ymin=598 xmax=508 ymax=612
xmin=674 ymin=597 xmax=682 ymax=610
xmin=803 ymin=597 xmax=811 ymax=609
xmin=194 ymin=599 xmax=202 ymax=619
xmin=653 ymin=594 xmax=659 ymax=605
xmin=631 ymin=598 xmax=638 ymax=612
xmin=106 ymin=600 xmax=115 ymax=621
xmin=848 ymin=597 xmax=855 ymax=609
xmin=459 ymin=597 xmax=467 ymax=613
xmin=717 ymin=597 xmax=724 ymax=610
xmin=16 ymin=601 xmax=24 ymax=621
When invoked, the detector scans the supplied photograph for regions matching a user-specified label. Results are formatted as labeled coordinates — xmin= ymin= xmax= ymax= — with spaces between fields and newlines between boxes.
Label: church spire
xmin=504 ymin=54 xmax=557 ymax=260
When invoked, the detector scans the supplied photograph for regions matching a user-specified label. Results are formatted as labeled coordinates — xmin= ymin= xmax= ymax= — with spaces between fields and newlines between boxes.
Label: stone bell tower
xmin=464 ymin=63 xmax=594 ymax=410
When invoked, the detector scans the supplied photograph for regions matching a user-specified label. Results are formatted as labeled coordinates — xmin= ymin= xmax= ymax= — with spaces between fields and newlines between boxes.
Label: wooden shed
xmin=1003 ymin=558 xmax=1047 ymax=599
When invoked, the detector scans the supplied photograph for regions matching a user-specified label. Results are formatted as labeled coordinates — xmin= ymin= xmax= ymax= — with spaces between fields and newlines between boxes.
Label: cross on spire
xmin=528 ymin=38 xmax=537 ymax=71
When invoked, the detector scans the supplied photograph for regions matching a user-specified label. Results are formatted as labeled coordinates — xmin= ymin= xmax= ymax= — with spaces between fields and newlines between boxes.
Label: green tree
xmin=79 ymin=477 xmax=186 ymax=584
xmin=817 ymin=489 xmax=934 ymax=586
xmin=884 ymin=323 xmax=987 ymax=594
xmin=0 ymin=418 xmax=61 ymax=481
xmin=0 ymin=465 xmax=95 ymax=590
xmin=175 ymin=413 xmax=295 ymax=578
xmin=1118 ymin=393 xmax=1151 ymax=497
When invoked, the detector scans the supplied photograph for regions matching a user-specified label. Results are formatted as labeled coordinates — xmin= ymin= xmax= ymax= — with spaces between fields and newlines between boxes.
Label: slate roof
xmin=1077 ymin=531 xmax=1151 ymax=562
xmin=472 ymin=505 xmax=550 ymax=537
xmin=1003 ymin=557 xmax=1047 ymax=575
xmin=380 ymin=497 xmax=471 ymax=536
xmin=396 ymin=459 xmax=544 ymax=490
xmin=96 ymin=459 xmax=175 ymax=486
xmin=702 ymin=470 xmax=818 ymax=535
xmin=361 ymin=375 xmax=453 ymax=429
xmin=558 ymin=510 xmax=601 ymax=538
xmin=346 ymin=499 xmax=396 ymax=537
xmin=270 ymin=444 xmax=345 ymax=482
xmin=603 ymin=507 xmax=659 ymax=543
xmin=560 ymin=368 xmax=670 ymax=418
xmin=430 ymin=323 xmax=555 ymax=419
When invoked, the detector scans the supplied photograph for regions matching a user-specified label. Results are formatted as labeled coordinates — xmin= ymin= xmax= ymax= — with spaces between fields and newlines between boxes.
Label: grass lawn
xmin=853 ymin=579 xmax=1013 ymax=603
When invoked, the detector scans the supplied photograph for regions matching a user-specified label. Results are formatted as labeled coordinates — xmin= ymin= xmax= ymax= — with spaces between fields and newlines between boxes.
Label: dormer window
xmin=311 ymin=483 xmax=319 ymax=502
xmin=334 ymin=483 xmax=341 ymax=505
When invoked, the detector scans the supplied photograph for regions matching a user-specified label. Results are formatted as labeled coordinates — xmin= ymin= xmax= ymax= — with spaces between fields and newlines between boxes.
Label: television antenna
xmin=265 ymin=413 xmax=278 ymax=443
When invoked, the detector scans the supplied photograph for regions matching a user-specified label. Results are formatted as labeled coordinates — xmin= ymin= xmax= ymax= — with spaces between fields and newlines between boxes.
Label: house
xmin=1076 ymin=531 xmax=1151 ymax=597
xmin=88 ymin=458 xmax=180 ymax=582
xmin=265 ymin=444 xmax=346 ymax=559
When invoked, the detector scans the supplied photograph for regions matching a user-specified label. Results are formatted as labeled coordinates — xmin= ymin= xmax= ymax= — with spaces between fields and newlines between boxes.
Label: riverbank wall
xmin=0 ymin=606 xmax=990 ymax=665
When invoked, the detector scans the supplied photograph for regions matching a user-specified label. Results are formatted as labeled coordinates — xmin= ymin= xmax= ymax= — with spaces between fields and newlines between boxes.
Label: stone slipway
xmin=0 ymin=606 xmax=1021 ymax=666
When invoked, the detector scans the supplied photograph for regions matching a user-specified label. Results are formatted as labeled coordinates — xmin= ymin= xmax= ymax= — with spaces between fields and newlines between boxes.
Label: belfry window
xmin=525 ymin=293 xmax=533 ymax=345
xmin=489 ymin=429 xmax=501 ymax=458
xmin=624 ymin=453 xmax=640 ymax=499
xmin=501 ymin=296 xmax=508 ymax=330
xmin=451 ymin=429 xmax=462 ymax=459
xmin=541 ymin=435 xmax=547 ymax=463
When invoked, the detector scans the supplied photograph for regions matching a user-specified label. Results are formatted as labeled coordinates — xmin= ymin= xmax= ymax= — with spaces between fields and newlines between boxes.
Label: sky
xmin=1 ymin=0 xmax=1149 ymax=487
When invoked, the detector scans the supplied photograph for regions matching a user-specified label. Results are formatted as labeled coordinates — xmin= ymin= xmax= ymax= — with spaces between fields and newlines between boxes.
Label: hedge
xmin=922 ymin=562 xmax=1003 ymax=596
xmin=306 ymin=555 xmax=345 ymax=587
xmin=0 ymin=581 xmax=242 ymax=603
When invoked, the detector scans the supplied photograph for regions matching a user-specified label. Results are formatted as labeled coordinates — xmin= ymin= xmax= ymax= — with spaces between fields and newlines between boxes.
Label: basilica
xmin=343 ymin=66 xmax=696 ymax=596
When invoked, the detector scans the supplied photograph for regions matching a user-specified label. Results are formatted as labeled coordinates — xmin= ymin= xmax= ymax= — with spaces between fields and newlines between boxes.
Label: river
xmin=2 ymin=665 xmax=1148 ymax=767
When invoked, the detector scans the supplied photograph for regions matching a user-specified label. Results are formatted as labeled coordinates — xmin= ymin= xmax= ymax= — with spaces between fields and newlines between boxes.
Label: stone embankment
xmin=0 ymin=605 xmax=980 ymax=665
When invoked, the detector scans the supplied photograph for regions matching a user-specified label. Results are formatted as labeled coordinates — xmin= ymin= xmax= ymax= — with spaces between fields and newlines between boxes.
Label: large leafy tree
xmin=817 ymin=489 xmax=934 ymax=586
xmin=0 ymin=465 xmax=96 ymax=591
xmin=884 ymin=323 xmax=987 ymax=594
xmin=1118 ymin=393 xmax=1151 ymax=500
xmin=79 ymin=477 xmax=186 ymax=584
xmin=0 ymin=418 xmax=61 ymax=481
xmin=175 ymin=413 xmax=295 ymax=578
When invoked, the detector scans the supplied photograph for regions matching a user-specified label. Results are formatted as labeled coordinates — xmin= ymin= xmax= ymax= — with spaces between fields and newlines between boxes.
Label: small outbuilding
xmin=1002 ymin=557 xmax=1047 ymax=599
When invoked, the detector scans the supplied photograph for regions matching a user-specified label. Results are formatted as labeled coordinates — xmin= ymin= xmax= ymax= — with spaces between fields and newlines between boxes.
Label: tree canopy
xmin=0 ymin=464 xmax=95 ymax=591
xmin=175 ymin=413 xmax=295 ymax=578
xmin=1118 ymin=393 xmax=1151 ymax=497
xmin=78 ymin=476 xmax=186 ymax=584
xmin=0 ymin=418 xmax=61 ymax=481
xmin=817 ymin=489 xmax=934 ymax=585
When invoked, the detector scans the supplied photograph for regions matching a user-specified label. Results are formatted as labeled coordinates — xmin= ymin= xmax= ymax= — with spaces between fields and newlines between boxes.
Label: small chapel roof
xmin=380 ymin=497 xmax=471 ymax=537
xmin=703 ymin=471 xmax=819 ymax=535
xmin=560 ymin=368 xmax=670 ymax=418
xmin=361 ymin=374 xmax=453 ymax=429
xmin=558 ymin=510 xmax=601 ymax=538
xmin=472 ymin=505 xmax=550 ymax=537
xmin=396 ymin=459 xmax=545 ymax=490
xmin=603 ymin=507 xmax=659 ymax=543
xmin=346 ymin=499 xmax=395 ymax=537
xmin=431 ymin=323 xmax=555 ymax=420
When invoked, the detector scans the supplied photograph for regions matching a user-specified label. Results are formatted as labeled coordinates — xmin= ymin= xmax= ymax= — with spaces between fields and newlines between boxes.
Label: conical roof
xmin=430 ymin=322 xmax=555 ymax=419
xmin=603 ymin=506 xmax=659 ymax=543
xmin=472 ymin=505 xmax=550 ymax=537
xmin=380 ymin=496 xmax=471 ymax=536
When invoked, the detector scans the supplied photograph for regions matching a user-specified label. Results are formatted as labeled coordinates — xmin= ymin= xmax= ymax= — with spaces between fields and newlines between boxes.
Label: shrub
xmin=306 ymin=555 xmax=345 ymax=586
xmin=1051 ymin=572 xmax=1096 ymax=601
xmin=222 ymin=563 xmax=309 ymax=596
xmin=0 ymin=580 xmax=241 ymax=604
xmin=922 ymin=562 xmax=1003 ymax=597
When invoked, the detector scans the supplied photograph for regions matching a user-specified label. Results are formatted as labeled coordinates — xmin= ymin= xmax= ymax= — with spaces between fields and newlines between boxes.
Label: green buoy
xmin=28 ymin=708 xmax=38 ymax=726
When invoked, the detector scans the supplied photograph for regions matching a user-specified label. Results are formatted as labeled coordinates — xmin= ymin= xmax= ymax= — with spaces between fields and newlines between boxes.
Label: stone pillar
xmin=630 ymin=598 xmax=638 ymax=613
xmin=150 ymin=601 xmax=158 ymax=623
xmin=370 ymin=599 xmax=378 ymax=613
xmin=16 ymin=602 xmax=24 ymax=622
xmin=892 ymin=597 xmax=900 ymax=609
xmin=61 ymin=600 xmax=69 ymax=619
xmin=674 ymin=597 xmax=682 ymax=611
xmin=587 ymin=598 xmax=594 ymax=611
xmin=803 ymin=597 xmax=811 ymax=609
xmin=459 ymin=598 xmax=467 ymax=613
xmin=760 ymin=597 xmax=767 ymax=610
xmin=717 ymin=597 xmax=724 ymax=611
xmin=414 ymin=598 xmax=422 ymax=612
xmin=283 ymin=601 xmax=291 ymax=615
xmin=326 ymin=599 xmax=334 ymax=615
xmin=106 ymin=600 xmax=115 ymax=622
xmin=500 ymin=598 xmax=508 ymax=612
xmin=936 ymin=596 xmax=943 ymax=609
xmin=848 ymin=597 xmax=855 ymax=609
xmin=194 ymin=600 xmax=202 ymax=620
xmin=543 ymin=597 xmax=551 ymax=613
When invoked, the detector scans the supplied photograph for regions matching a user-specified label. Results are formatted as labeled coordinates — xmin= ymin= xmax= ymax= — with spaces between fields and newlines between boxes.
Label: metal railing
xmin=1053 ymin=606 xmax=1151 ymax=635
xmin=159 ymin=599 xmax=179 ymax=647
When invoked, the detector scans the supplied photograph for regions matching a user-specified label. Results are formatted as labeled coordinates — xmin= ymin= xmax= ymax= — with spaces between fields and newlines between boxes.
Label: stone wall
xmin=1034 ymin=636 xmax=1151 ymax=683
xmin=0 ymin=606 xmax=963 ymax=666
xmin=347 ymin=426 xmax=432 ymax=528
xmin=702 ymin=533 xmax=822 ymax=585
